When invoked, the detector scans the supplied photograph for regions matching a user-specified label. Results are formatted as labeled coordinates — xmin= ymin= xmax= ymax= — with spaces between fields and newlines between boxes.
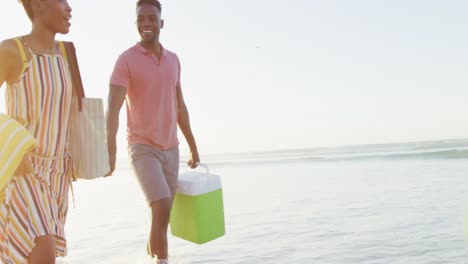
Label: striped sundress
xmin=0 ymin=37 xmax=73 ymax=263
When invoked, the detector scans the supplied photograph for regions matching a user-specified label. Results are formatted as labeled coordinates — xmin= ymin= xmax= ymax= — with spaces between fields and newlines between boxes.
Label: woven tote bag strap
xmin=58 ymin=41 xmax=85 ymax=111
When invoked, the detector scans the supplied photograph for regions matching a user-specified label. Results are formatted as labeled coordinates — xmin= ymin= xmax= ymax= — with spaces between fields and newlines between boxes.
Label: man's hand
xmin=105 ymin=154 xmax=116 ymax=177
xmin=187 ymin=150 xmax=200 ymax=169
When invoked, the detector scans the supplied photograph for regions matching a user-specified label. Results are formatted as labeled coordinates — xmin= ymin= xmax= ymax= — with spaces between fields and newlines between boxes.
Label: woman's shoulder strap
xmin=14 ymin=37 xmax=28 ymax=74
xmin=58 ymin=41 xmax=68 ymax=59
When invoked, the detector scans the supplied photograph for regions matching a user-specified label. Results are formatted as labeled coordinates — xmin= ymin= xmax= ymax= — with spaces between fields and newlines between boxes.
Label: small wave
xmin=310 ymin=148 xmax=468 ymax=163
xmin=348 ymin=149 xmax=468 ymax=161
xmin=179 ymin=140 xmax=468 ymax=166
xmin=199 ymin=148 xmax=468 ymax=166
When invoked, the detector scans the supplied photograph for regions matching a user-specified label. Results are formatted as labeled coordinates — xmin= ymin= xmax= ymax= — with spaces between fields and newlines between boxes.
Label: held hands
xmin=187 ymin=149 xmax=200 ymax=169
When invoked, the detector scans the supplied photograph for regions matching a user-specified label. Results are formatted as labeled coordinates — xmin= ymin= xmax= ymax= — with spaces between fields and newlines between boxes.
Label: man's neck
xmin=140 ymin=40 xmax=161 ymax=59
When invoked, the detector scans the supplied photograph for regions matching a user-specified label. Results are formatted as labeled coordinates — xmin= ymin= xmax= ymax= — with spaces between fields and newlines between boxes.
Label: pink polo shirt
xmin=110 ymin=43 xmax=180 ymax=150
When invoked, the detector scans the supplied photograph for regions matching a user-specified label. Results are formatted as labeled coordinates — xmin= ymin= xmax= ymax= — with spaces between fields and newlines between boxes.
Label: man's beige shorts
xmin=128 ymin=144 xmax=179 ymax=205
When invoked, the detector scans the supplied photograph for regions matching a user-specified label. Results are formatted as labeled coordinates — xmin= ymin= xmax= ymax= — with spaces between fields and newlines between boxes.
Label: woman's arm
xmin=0 ymin=39 xmax=24 ymax=87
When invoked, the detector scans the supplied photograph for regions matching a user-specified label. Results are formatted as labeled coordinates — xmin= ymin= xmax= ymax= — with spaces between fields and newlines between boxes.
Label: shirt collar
xmin=135 ymin=42 xmax=167 ymax=57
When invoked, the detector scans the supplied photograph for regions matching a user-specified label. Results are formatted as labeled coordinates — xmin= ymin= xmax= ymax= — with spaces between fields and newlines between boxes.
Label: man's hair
xmin=136 ymin=0 xmax=162 ymax=12
xmin=18 ymin=0 xmax=34 ymax=20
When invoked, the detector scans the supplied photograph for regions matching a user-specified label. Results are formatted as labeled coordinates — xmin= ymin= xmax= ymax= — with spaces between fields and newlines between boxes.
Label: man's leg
xmin=149 ymin=147 xmax=179 ymax=260
xmin=149 ymin=147 xmax=180 ymax=260
xmin=128 ymin=144 xmax=175 ymax=260
xmin=149 ymin=198 xmax=172 ymax=259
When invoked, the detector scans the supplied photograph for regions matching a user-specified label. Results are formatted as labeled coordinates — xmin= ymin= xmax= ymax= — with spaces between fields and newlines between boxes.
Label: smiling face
xmin=32 ymin=0 xmax=73 ymax=34
xmin=136 ymin=4 xmax=164 ymax=44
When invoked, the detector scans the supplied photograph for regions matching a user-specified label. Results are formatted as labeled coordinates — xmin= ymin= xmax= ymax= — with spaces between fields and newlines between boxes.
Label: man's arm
xmin=176 ymin=83 xmax=200 ymax=169
xmin=106 ymin=85 xmax=127 ymax=176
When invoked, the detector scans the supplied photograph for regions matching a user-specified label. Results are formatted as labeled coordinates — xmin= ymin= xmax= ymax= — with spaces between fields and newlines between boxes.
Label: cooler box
xmin=170 ymin=164 xmax=225 ymax=244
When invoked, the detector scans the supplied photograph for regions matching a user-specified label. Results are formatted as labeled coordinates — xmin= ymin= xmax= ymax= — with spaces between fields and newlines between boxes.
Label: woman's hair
xmin=136 ymin=0 xmax=162 ymax=12
xmin=18 ymin=0 xmax=34 ymax=20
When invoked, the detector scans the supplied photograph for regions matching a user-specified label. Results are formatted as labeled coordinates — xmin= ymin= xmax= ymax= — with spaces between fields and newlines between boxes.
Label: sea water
xmin=63 ymin=139 xmax=468 ymax=263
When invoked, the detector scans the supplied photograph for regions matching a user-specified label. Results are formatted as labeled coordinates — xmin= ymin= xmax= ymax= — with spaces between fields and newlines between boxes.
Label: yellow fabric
xmin=0 ymin=114 xmax=37 ymax=203
xmin=14 ymin=37 xmax=28 ymax=74
xmin=58 ymin=41 xmax=67 ymax=58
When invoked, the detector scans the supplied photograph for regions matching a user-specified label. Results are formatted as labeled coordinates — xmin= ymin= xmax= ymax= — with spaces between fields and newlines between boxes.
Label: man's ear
xmin=160 ymin=19 xmax=165 ymax=29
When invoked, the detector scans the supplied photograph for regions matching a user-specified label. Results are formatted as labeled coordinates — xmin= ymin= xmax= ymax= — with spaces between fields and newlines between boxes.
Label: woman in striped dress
xmin=0 ymin=0 xmax=73 ymax=263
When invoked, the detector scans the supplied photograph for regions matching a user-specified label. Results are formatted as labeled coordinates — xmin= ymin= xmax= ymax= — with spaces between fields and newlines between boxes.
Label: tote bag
xmin=59 ymin=41 xmax=109 ymax=180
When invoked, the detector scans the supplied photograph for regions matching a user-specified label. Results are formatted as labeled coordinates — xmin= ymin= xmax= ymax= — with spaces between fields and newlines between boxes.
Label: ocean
xmin=62 ymin=139 xmax=468 ymax=263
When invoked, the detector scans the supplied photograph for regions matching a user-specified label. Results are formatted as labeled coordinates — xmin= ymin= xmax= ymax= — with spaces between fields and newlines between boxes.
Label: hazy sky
xmin=1 ymin=0 xmax=468 ymax=155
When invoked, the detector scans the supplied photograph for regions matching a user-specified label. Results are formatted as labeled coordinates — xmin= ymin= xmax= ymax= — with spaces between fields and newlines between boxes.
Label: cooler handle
xmin=196 ymin=162 xmax=210 ymax=174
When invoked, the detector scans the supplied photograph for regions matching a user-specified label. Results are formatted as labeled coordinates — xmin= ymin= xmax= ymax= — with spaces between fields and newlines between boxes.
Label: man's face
xmin=136 ymin=4 xmax=163 ymax=43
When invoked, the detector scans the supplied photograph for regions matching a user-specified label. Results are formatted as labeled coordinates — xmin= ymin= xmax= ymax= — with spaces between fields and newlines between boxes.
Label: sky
xmin=1 ymin=0 xmax=468 ymax=156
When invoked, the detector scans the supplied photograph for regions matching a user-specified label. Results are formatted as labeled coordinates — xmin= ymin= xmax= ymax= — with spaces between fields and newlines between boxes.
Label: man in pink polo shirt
xmin=106 ymin=0 xmax=200 ymax=263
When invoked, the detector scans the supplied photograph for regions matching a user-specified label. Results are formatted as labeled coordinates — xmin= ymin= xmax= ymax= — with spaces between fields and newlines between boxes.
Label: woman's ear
xmin=30 ymin=0 xmax=40 ymax=16
xmin=31 ymin=0 xmax=46 ymax=16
